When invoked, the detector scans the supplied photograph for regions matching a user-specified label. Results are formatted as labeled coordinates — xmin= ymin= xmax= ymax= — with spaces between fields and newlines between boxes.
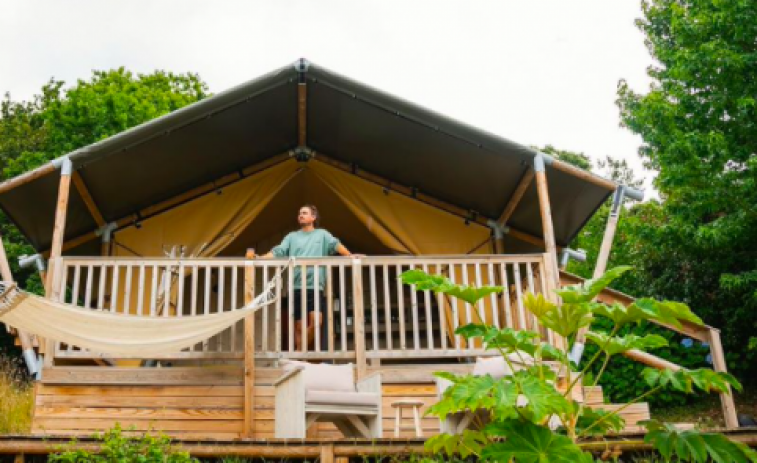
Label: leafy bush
xmin=401 ymin=266 xmax=756 ymax=462
xmin=0 ymin=354 xmax=33 ymax=433
xmin=49 ymin=424 xmax=197 ymax=463
xmin=582 ymin=318 xmax=711 ymax=408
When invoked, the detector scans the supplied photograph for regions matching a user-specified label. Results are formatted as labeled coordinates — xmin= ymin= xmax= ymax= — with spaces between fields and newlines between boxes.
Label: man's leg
xmin=306 ymin=311 xmax=323 ymax=350
xmin=294 ymin=319 xmax=303 ymax=351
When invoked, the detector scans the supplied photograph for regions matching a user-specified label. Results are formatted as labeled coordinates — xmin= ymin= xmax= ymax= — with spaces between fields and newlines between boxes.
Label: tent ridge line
xmin=40 ymin=152 xmax=294 ymax=257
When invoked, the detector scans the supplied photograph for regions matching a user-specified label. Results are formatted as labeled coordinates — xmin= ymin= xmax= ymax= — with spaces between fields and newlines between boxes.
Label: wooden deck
xmin=30 ymin=363 xmax=651 ymax=439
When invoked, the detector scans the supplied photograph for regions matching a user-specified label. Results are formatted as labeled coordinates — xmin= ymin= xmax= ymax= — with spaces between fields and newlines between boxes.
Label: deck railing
xmin=48 ymin=254 xmax=558 ymax=364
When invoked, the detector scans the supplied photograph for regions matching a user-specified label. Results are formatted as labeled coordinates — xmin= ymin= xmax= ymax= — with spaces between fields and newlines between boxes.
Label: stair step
xmin=583 ymin=385 xmax=604 ymax=405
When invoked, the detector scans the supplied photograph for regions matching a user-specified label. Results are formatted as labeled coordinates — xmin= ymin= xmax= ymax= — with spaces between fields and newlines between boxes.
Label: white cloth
xmin=0 ymin=276 xmax=279 ymax=356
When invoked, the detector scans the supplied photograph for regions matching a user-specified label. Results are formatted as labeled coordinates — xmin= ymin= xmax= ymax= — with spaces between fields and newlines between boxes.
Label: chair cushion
xmin=280 ymin=360 xmax=355 ymax=392
xmin=306 ymin=390 xmax=380 ymax=407
xmin=472 ymin=356 xmax=513 ymax=378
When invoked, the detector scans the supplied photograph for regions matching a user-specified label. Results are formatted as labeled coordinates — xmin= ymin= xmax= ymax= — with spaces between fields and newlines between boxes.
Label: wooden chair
xmin=274 ymin=362 xmax=383 ymax=438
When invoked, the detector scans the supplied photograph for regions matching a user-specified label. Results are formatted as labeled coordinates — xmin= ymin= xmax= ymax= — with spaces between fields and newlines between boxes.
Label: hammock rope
xmin=0 ymin=262 xmax=287 ymax=356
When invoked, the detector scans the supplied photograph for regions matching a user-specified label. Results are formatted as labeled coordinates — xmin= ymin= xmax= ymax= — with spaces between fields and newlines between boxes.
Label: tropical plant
xmin=400 ymin=266 xmax=755 ymax=462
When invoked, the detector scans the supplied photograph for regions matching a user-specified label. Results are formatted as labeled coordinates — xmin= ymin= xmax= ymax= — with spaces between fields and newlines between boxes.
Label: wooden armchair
xmin=274 ymin=361 xmax=383 ymax=438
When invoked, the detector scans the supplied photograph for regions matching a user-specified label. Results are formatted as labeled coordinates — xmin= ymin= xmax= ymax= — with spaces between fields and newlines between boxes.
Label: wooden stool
xmin=391 ymin=400 xmax=424 ymax=437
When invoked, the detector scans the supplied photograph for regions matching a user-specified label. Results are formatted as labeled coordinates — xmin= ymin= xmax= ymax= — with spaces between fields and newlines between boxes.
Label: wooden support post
xmin=592 ymin=187 xmax=625 ymax=279
xmin=498 ymin=168 xmax=535 ymax=227
xmin=708 ymin=328 xmax=739 ymax=429
xmin=320 ymin=444 xmax=335 ymax=463
xmin=244 ymin=249 xmax=256 ymax=437
xmin=0 ymin=231 xmax=35 ymax=369
xmin=72 ymin=171 xmax=106 ymax=228
xmin=534 ymin=155 xmax=559 ymax=282
xmin=42 ymin=158 xmax=73 ymax=369
xmin=352 ymin=258 xmax=367 ymax=380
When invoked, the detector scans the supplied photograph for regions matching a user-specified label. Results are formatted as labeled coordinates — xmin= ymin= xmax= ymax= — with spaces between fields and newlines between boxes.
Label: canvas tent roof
xmin=0 ymin=59 xmax=621 ymax=254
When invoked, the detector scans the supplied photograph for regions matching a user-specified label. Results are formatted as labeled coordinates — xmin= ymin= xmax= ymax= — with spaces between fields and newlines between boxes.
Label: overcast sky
xmin=0 ymin=1 xmax=656 ymax=189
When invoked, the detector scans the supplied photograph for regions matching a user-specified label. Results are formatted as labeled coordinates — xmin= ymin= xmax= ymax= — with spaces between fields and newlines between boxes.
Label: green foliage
xmin=0 ymin=69 xmax=208 ymax=300
xmin=482 ymin=420 xmax=590 ymax=463
xmin=403 ymin=267 xmax=747 ymax=462
xmin=400 ymin=269 xmax=503 ymax=305
xmin=613 ymin=0 xmax=757 ymax=378
xmin=642 ymin=420 xmax=757 ymax=463
xmin=586 ymin=332 xmax=668 ymax=356
xmin=48 ymin=424 xmax=197 ymax=463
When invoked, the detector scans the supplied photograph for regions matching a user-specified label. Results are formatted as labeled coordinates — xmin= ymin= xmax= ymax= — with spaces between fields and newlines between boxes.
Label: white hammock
xmin=0 ymin=267 xmax=282 ymax=356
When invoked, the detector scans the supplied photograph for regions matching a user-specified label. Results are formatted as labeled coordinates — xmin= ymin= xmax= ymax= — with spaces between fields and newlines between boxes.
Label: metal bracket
xmin=95 ymin=222 xmax=118 ymax=243
xmin=291 ymin=146 xmax=314 ymax=162
xmin=293 ymin=58 xmax=310 ymax=73
xmin=18 ymin=253 xmax=46 ymax=272
xmin=52 ymin=156 xmax=73 ymax=175
xmin=486 ymin=220 xmax=510 ymax=239
xmin=533 ymin=153 xmax=546 ymax=172
xmin=559 ymin=248 xmax=587 ymax=268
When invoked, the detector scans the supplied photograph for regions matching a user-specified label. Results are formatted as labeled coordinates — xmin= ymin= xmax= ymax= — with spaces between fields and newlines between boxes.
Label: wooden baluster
xmin=461 ymin=264 xmax=472 ymax=326
xmin=513 ymin=263 xmax=526 ymax=331
xmin=163 ymin=264 xmax=171 ymax=318
xmin=263 ymin=265 xmax=270 ymax=353
xmin=71 ymin=264 xmax=81 ymax=306
xmin=383 ymin=264 xmax=392 ymax=351
xmin=369 ymin=264 xmax=379 ymax=352
xmin=150 ymin=264 xmax=158 ymax=316
xmin=436 ymin=264 xmax=447 ymax=350
xmin=352 ymin=258 xmax=367 ymax=379
xmin=275 ymin=263 xmax=283 ymax=355
xmin=177 ymin=262 xmax=185 ymax=318
xmin=396 ymin=264 xmax=406 ymax=350
xmin=526 ymin=263 xmax=536 ymax=331
xmin=422 ymin=264 xmax=434 ymax=350
xmin=300 ymin=264 xmax=307 ymax=353
xmin=110 ymin=264 xmax=119 ymax=313
xmin=326 ymin=264 xmax=333 ymax=354
xmin=501 ymin=262 xmax=513 ymax=329
xmin=97 ymin=264 xmax=107 ymax=310
xmin=123 ymin=264 xmax=132 ymax=315
xmin=448 ymin=264 xmax=461 ymax=349
xmin=339 ymin=265 xmax=346 ymax=352
xmin=474 ymin=263 xmax=485 ymax=325
xmin=217 ymin=265 xmax=225 ymax=350
xmin=203 ymin=266 xmax=211 ymax=351
xmin=410 ymin=265 xmax=420 ymax=351
xmin=288 ymin=261 xmax=295 ymax=353
xmin=487 ymin=262 xmax=499 ymax=328
xmin=136 ymin=264 xmax=145 ymax=316
xmin=84 ymin=264 xmax=93 ymax=309
xmin=231 ymin=265 xmax=238 ymax=352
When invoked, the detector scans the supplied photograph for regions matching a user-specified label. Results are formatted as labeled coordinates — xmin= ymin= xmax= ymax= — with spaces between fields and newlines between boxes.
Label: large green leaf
xmin=631 ymin=298 xmax=704 ymax=328
xmin=428 ymin=373 xmax=499 ymax=419
xmin=400 ymin=269 xmax=503 ymax=305
xmin=524 ymin=293 xmax=594 ymax=338
xmin=643 ymin=367 xmax=742 ymax=394
xmin=483 ymin=420 xmax=590 ymax=462
xmin=510 ymin=371 xmax=572 ymax=422
xmin=455 ymin=324 xmax=540 ymax=354
xmin=585 ymin=332 xmax=668 ymax=356
xmin=425 ymin=430 xmax=489 ymax=458
xmin=642 ymin=420 xmax=757 ymax=463
xmin=574 ymin=406 xmax=626 ymax=437
xmin=555 ymin=266 xmax=632 ymax=303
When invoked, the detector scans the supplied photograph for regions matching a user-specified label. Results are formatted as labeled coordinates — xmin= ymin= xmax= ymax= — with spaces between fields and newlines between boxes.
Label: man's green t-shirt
xmin=271 ymin=229 xmax=340 ymax=290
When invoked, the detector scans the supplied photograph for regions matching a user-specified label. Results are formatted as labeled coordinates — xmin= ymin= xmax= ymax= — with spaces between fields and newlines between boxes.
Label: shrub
xmin=49 ymin=424 xmax=197 ymax=463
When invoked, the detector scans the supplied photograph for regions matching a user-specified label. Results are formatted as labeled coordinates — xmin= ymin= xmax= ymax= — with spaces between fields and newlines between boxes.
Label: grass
xmin=0 ymin=354 xmax=33 ymax=433
xmin=650 ymin=384 xmax=757 ymax=430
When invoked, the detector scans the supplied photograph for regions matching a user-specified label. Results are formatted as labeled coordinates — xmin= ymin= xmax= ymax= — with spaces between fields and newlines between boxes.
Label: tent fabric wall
xmin=91 ymin=158 xmax=509 ymax=352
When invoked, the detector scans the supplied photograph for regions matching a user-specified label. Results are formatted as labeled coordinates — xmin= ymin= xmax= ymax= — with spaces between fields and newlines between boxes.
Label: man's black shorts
xmin=292 ymin=289 xmax=326 ymax=321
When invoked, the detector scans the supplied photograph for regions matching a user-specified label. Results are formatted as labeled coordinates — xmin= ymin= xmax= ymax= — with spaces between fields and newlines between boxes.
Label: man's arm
xmin=257 ymin=234 xmax=290 ymax=258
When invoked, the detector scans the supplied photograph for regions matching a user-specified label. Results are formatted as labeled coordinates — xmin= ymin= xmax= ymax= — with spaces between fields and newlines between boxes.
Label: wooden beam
xmin=497 ymin=168 xmax=534 ymax=226
xmin=534 ymin=155 xmax=559 ymax=278
xmin=43 ymin=153 xmax=292 ymax=257
xmin=313 ymin=153 xmax=555 ymax=250
xmin=0 ymin=162 xmax=57 ymax=195
xmin=709 ymin=328 xmax=739 ymax=429
xmin=71 ymin=172 xmax=106 ymax=227
xmin=298 ymin=82 xmax=307 ymax=146
xmin=243 ymin=249 xmax=256 ymax=437
xmin=550 ymin=158 xmax=617 ymax=191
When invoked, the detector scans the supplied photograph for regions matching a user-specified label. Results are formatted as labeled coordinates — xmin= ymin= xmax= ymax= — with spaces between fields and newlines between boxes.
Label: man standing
xmin=259 ymin=205 xmax=357 ymax=351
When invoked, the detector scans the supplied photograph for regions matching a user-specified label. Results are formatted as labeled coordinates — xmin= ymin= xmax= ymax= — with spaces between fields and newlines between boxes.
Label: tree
xmin=617 ymin=0 xmax=757 ymax=375
xmin=0 ymin=69 xmax=209 ymax=350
